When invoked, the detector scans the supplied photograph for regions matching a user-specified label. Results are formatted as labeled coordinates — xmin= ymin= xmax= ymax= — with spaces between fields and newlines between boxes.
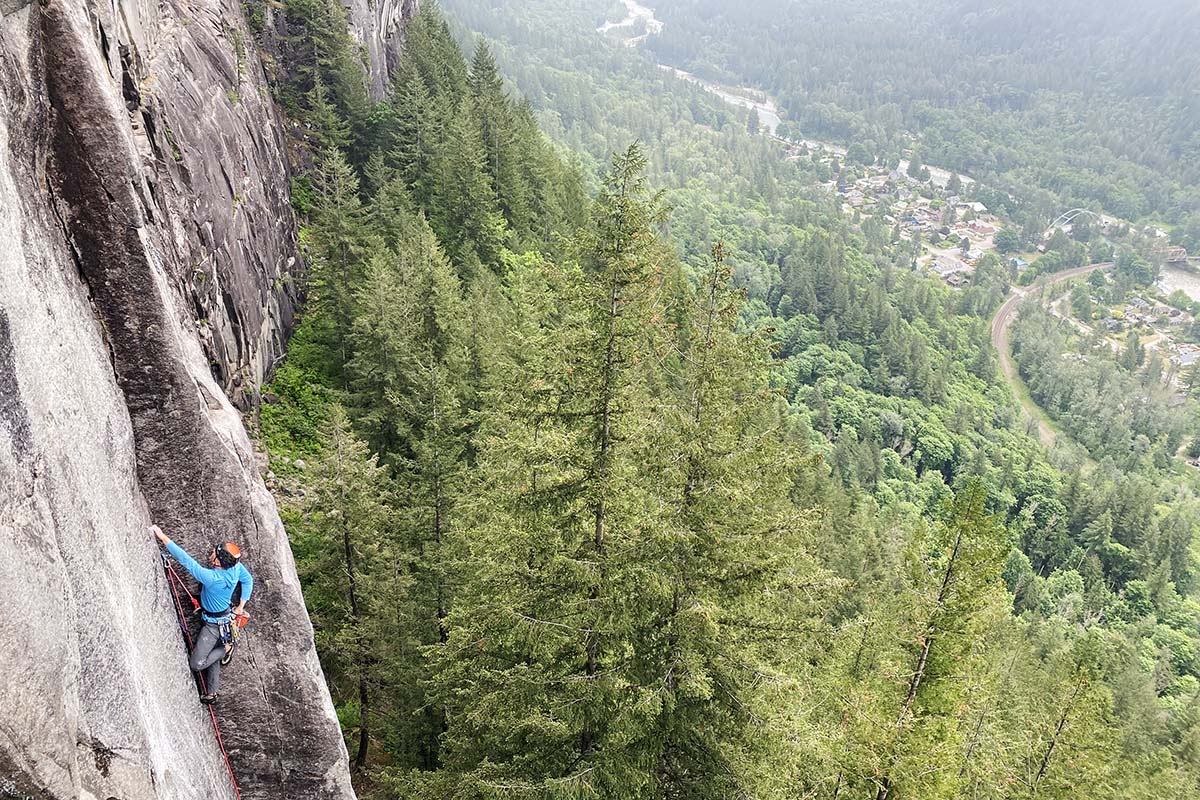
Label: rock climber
xmin=152 ymin=524 xmax=253 ymax=705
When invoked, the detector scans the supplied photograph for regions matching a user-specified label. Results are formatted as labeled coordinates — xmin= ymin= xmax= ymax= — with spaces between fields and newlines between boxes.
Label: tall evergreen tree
xmin=308 ymin=148 xmax=380 ymax=380
xmin=470 ymin=41 xmax=532 ymax=241
xmin=280 ymin=0 xmax=370 ymax=137
xmin=347 ymin=213 xmax=474 ymax=771
xmin=427 ymin=145 xmax=678 ymax=797
xmin=872 ymin=481 xmax=1008 ymax=800
xmin=432 ymin=100 xmax=508 ymax=279
xmin=287 ymin=406 xmax=394 ymax=773
xmin=649 ymin=243 xmax=824 ymax=797
xmin=307 ymin=73 xmax=352 ymax=152
xmin=347 ymin=255 xmax=420 ymax=456
xmin=388 ymin=56 xmax=440 ymax=206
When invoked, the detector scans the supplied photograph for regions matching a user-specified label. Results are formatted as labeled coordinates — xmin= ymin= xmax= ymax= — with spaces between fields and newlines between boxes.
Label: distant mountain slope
xmin=647 ymin=0 xmax=1200 ymax=231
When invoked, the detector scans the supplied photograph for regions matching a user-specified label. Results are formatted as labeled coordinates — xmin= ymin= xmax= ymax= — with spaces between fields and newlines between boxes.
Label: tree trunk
xmin=961 ymin=649 xmax=1021 ymax=777
xmin=1032 ymin=674 xmax=1086 ymax=791
xmin=354 ymin=673 xmax=370 ymax=772
xmin=876 ymin=527 xmax=966 ymax=800
xmin=432 ymin=372 xmax=449 ymax=646
xmin=582 ymin=256 xmax=620 ymax=759
xmin=657 ymin=247 xmax=723 ymax=780
xmin=341 ymin=513 xmax=369 ymax=773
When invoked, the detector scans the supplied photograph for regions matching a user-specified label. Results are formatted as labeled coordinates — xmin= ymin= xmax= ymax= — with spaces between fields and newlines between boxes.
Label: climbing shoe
xmin=220 ymin=642 xmax=235 ymax=667
xmin=199 ymin=693 xmax=217 ymax=705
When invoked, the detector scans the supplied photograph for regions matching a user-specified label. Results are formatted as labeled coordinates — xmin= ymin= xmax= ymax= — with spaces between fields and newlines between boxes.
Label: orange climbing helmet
xmin=213 ymin=541 xmax=242 ymax=568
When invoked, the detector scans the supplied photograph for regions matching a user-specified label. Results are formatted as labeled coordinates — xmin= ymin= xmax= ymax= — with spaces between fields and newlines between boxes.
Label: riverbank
xmin=596 ymin=0 xmax=784 ymax=133
xmin=596 ymin=0 xmax=663 ymax=47
xmin=596 ymin=0 xmax=976 ymax=188
xmin=1160 ymin=263 xmax=1200 ymax=303
xmin=658 ymin=65 xmax=783 ymax=134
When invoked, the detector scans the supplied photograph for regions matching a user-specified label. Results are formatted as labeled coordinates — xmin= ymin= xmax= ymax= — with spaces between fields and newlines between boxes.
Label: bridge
xmin=1043 ymin=208 xmax=1102 ymax=239
xmin=1152 ymin=246 xmax=1189 ymax=263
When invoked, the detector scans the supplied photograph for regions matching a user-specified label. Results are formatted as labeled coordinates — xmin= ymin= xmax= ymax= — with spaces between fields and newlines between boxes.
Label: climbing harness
xmin=160 ymin=552 xmax=243 ymax=800
xmin=217 ymin=611 xmax=250 ymax=666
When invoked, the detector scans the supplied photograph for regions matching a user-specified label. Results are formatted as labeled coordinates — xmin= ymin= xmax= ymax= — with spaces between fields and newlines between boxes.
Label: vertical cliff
xmin=0 ymin=0 xmax=410 ymax=796
xmin=345 ymin=0 xmax=419 ymax=100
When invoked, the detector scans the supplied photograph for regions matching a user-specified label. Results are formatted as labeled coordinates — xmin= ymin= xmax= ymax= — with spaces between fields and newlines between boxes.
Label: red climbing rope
xmin=165 ymin=560 xmax=200 ymax=611
xmin=162 ymin=555 xmax=243 ymax=800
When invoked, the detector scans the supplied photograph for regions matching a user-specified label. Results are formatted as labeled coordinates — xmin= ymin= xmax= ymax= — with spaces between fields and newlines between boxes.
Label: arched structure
xmin=1044 ymin=208 xmax=1101 ymax=239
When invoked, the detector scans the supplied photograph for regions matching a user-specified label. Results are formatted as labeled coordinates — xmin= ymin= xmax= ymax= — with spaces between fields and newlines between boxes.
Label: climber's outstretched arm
xmin=151 ymin=525 xmax=221 ymax=584
xmin=151 ymin=525 xmax=170 ymax=547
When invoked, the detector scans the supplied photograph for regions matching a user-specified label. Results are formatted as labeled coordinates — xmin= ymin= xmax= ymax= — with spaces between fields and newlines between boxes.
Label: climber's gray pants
xmin=190 ymin=622 xmax=226 ymax=694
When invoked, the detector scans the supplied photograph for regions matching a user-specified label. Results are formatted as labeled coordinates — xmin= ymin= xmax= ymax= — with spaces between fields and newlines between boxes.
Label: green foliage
xmin=260 ymin=360 xmax=334 ymax=457
xmin=283 ymin=405 xmax=396 ymax=770
xmin=994 ymin=227 xmax=1022 ymax=253
xmin=642 ymin=0 xmax=1200 ymax=225
xmin=254 ymin=0 xmax=1200 ymax=794
xmin=241 ymin=0 xmax=265 ymax=33
xmin=290 ymin=175 xmax=316 ymax=216
xmin=308 ymin=74 xmax=352 ymax=152
xmin=1011 ymin=304 xmax=1193 ymax=469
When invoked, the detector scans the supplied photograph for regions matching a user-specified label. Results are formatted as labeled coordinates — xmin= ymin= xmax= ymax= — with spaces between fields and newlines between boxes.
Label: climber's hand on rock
xmin=151 ymin=525 xmax=170 ymax=546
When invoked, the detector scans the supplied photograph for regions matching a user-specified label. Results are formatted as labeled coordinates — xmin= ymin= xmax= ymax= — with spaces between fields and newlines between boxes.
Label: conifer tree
xmin=348 ymin=255 xmax=419 ymax=456
xmin=347 ymin=213 xmax=473 ymax=770
xmin=367 ymin=172 xmax=425 ymax=255
xmin=308 ymin=148 xmax=380 ymax=379
xmin=649 ymin=243 xmax=823 ymax=797
xmin=514 ymin=99 xmax=582 ymax=245
xmin=403 ymin=4 xmax=469 ymax=99
xmin=388 ymin=57 xmax=439 ymax=205
xmin=390 ymin=219 xmax=472 ymax=644
xmin=288 ymin=406 xmax=394 ymax=773
xmin=469 ymin=41 xmax=532 ymax=241
xmin=361 ymin=151 xmax=392 ymax=199
xmin=307 ymin=73 xmax=351 ymax=152
xmin=281 ymin=0 xmax=370 ymax=137
xmin=1007 ymin=636 xmax=1116 ymax=798
xmin=1082 ymin=509 xmax=1115 ymax=555
xmin=872 ymin=481 xmax=1008 ymax=800
xmin=431 ymin=100 xmax=508 ymax=278
xmin=428 ymin=144 xmax=677 ymax=796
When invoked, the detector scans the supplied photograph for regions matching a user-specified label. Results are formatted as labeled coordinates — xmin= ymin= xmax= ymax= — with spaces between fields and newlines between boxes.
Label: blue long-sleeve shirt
xmin=166 ymin=541 xmax=253 ymax=619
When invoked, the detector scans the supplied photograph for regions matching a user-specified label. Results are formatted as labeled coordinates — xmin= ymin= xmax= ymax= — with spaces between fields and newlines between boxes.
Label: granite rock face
xmin=0 ymin=0 xmax=407 ymax=795
xmin=345 ymin=0 xmax=420 ymax=99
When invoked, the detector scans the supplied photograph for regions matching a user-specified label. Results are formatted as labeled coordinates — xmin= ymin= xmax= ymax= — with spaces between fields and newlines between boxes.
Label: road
xmin=990 ymin=262 xmax=1113 ymax=447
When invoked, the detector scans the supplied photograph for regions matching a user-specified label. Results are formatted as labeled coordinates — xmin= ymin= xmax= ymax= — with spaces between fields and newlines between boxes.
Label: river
xmin=1159 ymin=263 xmax=1200 ymax=302
xmin=658 ymin=66 xmax=783 ymax=135
xmin=596 ymin=0 xmax=781 ymax=131
xmin=596 ymin=0 xmax=971 ymax=183
xmin=596 ymin=0 xmax=663 ymax=47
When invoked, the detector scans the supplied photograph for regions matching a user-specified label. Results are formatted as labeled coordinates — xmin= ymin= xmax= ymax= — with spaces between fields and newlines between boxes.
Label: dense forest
xmin=1011 ymin=284 xmax=1193 ymax=470
xmin=645 ymin=0 xmax=1200 ymax=244
xmin=243 ymin=0 xmax=1200 ymax=796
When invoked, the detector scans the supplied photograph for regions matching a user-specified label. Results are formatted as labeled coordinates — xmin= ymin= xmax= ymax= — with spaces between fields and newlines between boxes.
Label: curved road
xmin=990 ymin=262 xmax=1113 ymax=447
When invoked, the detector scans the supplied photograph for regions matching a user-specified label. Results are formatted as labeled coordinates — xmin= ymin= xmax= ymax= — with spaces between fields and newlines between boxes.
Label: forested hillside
xmin=252 ymin=0 xmax=1200 ymax=796
xmin=646 ymin=0 xmax=1200 ymax=241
